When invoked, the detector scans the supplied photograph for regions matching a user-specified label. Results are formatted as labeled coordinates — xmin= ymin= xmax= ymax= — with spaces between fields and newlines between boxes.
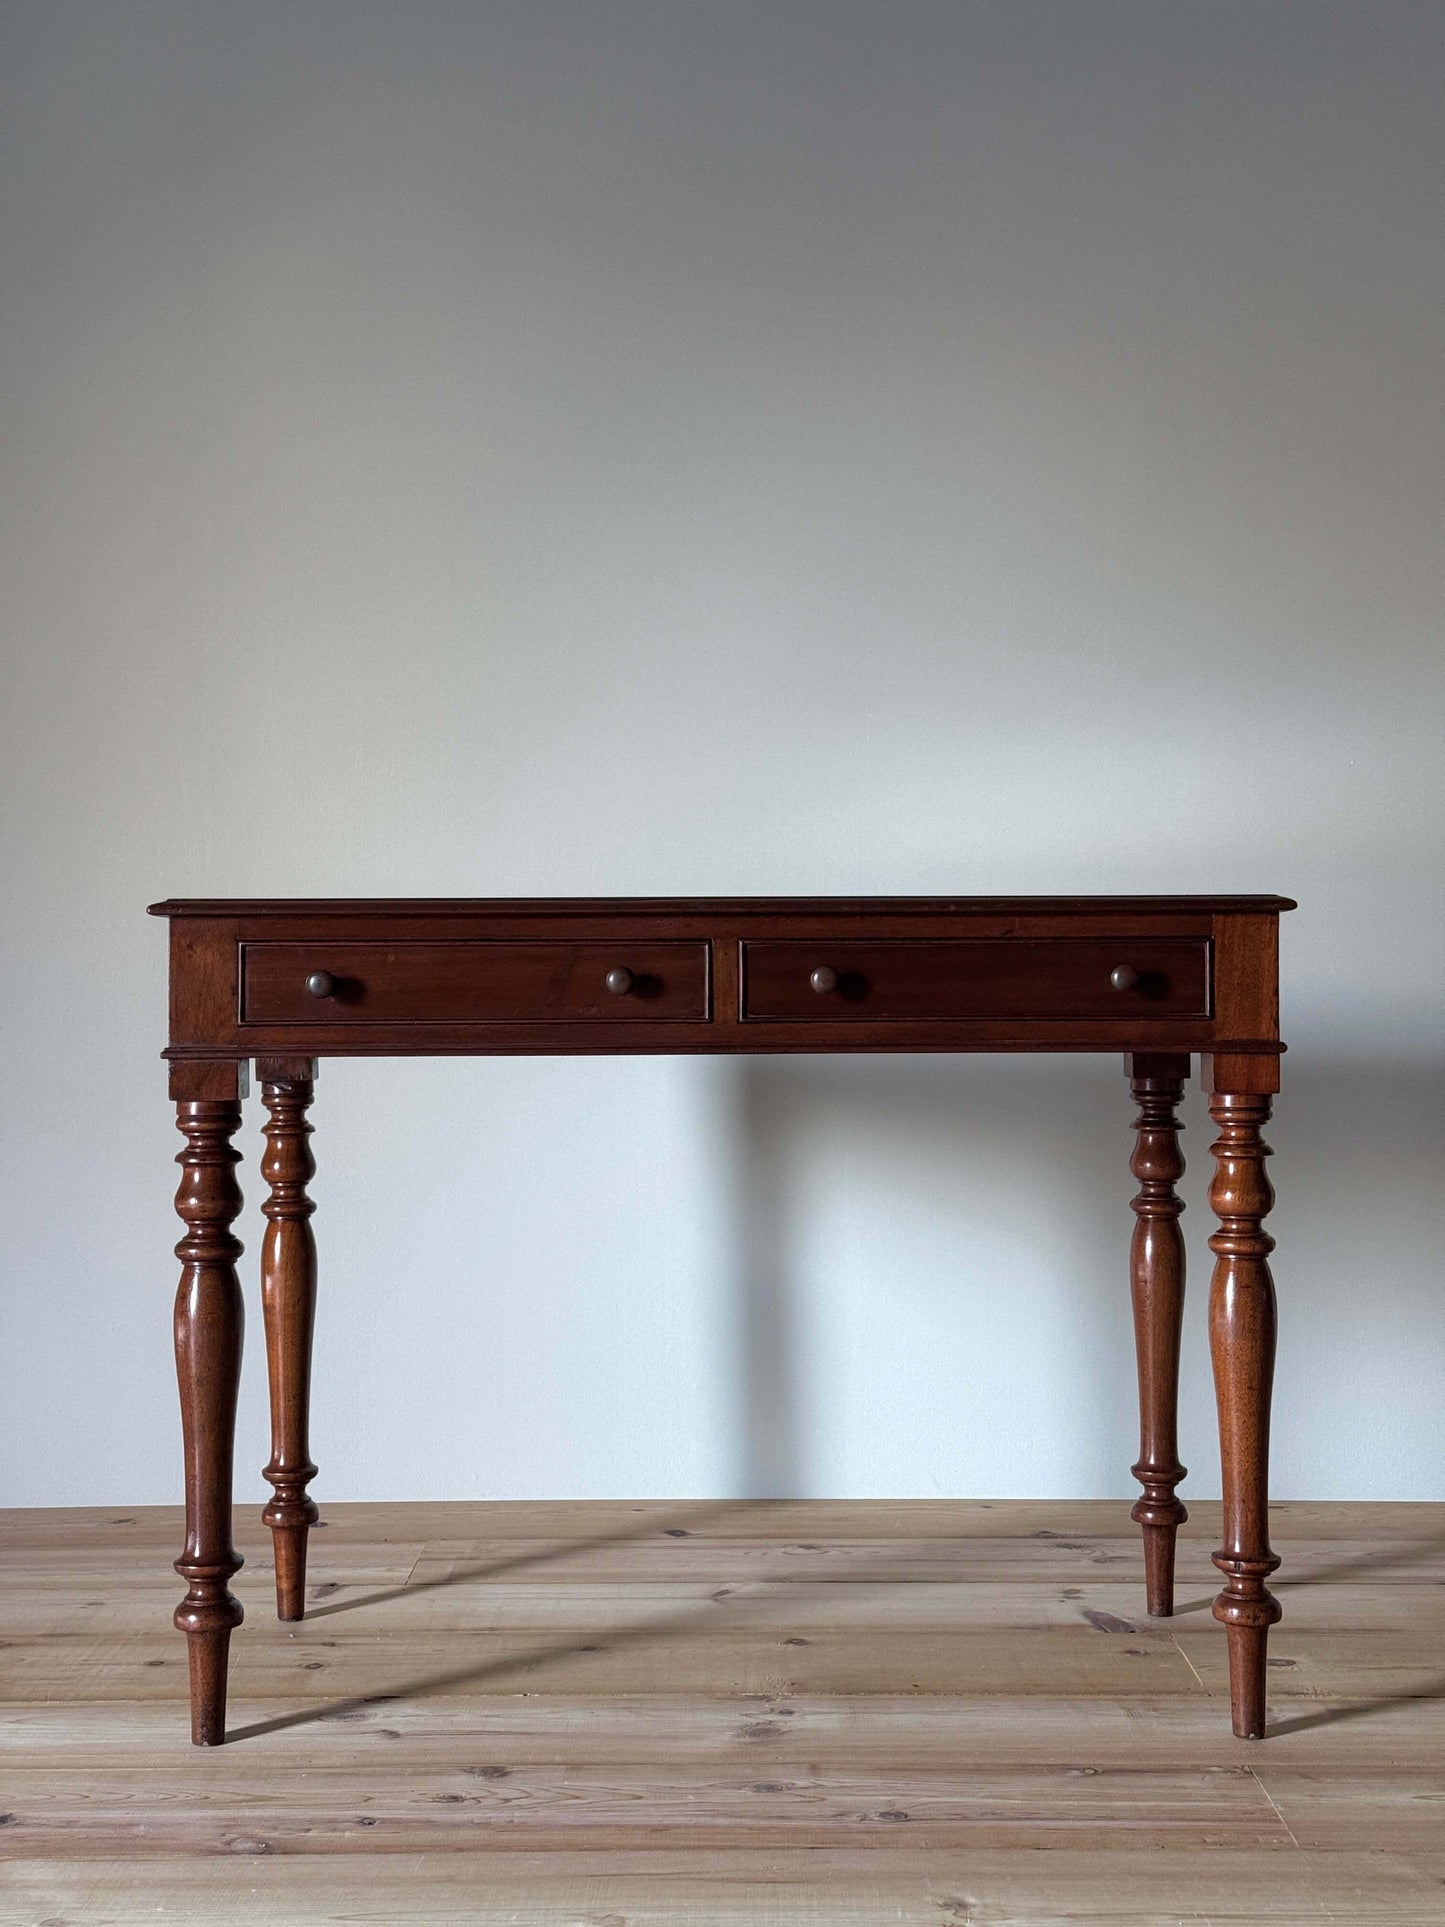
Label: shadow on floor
xmin=229 ymin=1515 xmax=1445 ymax=1746
xmin=301 ymin=1497 xmax=764 ymax=1621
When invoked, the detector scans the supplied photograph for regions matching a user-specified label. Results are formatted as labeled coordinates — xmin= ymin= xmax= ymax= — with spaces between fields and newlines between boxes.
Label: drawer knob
xmin=304 ymin=970 xmax=338 ymax=999
xmin=605 ymin=967 xmax=635 ymax=996
xmin=809 ymin=965 xmax=839 ymax=994
xmin=1110 ymin=964 xmax=1140 ymax=991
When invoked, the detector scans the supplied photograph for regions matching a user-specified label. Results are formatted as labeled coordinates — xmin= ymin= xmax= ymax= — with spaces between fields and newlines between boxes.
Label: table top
xmin=149 ymin=894 xmax=1297 ymax=917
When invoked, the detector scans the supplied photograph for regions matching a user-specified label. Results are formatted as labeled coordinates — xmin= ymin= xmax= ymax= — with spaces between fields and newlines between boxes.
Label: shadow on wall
xmin=723 ymin=1053 xmax=1445 ymax=1502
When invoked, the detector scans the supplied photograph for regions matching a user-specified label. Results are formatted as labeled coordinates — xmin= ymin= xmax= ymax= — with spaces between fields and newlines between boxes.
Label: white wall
xmin=2 ymin=0 xmax=1441 ymax=1507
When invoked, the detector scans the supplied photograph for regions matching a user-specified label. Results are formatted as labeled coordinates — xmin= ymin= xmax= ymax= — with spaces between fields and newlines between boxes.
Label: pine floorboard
xmin=1 ymin=1500 xmax=1443 ymax=1924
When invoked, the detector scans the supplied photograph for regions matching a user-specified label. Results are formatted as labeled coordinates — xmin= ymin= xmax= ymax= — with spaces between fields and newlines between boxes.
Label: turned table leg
xmin=1125 ymin=1053 xmax=1190 ymax=1617
xmin=171 ymin=1066 xmax=247 ymax=1745
xmin=1205 ymin=1057 xmax=1282 ymax=1739
xmin=258 ymin=1058 xmax=320 ymax=1621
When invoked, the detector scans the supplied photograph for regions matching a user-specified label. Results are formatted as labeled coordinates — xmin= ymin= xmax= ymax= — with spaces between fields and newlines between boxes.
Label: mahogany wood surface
xmin=170 ymin=1097 xmax=245 ymax=1746
xmin=242 ymin=940 xmax=711 ymax=1025
xmin=151 ymin=897 xmax=1289 ymax=1060
xmin=258 ymin=1062 xmax=321 ymax=1621
xmin=742 ymin=938 xmax=1210 ymax=1021
xmin=1205 ymin=1085 xmax=1283 ymax=1741
xmin=1125 ymin=1053 xmax=1190 ymax=1617
xmin=151 ymin=896 xmax=1293 ymax=1745
xmin=152 ymin=894 xmax=1297 ymax=917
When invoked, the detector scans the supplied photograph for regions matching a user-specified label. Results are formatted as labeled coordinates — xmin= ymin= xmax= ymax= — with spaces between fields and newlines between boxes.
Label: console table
xmin=150 ymin=894 xmax=1293 ymax=1745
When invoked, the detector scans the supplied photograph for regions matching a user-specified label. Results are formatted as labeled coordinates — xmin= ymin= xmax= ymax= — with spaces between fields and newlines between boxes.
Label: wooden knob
xmin=304 ymin=970 xmax=337 ymax=999
xmin=605 ymin=967 xmax=634 ymax=996
xmin=1110 ymin=964 xmax=1140 ymax=991
xmin=809 ymin=965 xmax=839 ymax=994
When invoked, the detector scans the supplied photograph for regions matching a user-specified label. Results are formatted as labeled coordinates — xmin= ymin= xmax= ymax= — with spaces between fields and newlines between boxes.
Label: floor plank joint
xmin=2 ymin=1499 xmax=1442 ymax=1922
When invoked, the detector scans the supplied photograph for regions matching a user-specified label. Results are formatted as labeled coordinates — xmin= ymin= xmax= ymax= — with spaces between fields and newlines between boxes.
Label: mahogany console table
xmin=150 ymin=894 xmax=1294 ymax=1744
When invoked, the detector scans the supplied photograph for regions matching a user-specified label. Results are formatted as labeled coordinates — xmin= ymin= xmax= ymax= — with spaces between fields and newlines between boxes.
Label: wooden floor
xmin=2 ymin=1501 xmax=1444 ymax=1924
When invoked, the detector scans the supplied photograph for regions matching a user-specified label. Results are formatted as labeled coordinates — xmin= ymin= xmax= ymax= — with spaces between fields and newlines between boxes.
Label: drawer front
xmin=741 ymin=939 xmax=1210 ymax=1021
xmin=241 ymin=941 xmax=710 ymax=1025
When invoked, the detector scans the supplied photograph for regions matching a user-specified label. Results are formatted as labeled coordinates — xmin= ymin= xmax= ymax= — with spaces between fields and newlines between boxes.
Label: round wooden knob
xmin=1110 ymin=964 xmax=1140 ymax=991
xmin=305 ymin=970 xmax=337 ymax=999
xmin=605 ymin=967 xmax=634 ymax=996
xmin=810 ymin=965 xmax=839 ymax=994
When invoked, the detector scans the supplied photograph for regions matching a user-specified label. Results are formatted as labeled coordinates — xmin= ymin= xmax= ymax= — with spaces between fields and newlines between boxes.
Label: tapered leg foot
xmin=265 ymin=1517 xmax=314 ymax=1622
xmin=1206 ymin=1068 xmax=1282 ymax=1740
xmin=1138 ymin=1523 xmax=1178 ymax=1620
xmin=172 ymin=1081 xmax=246 ymax=1746
xmin=1126 ymin=1054 xmax=1190 ymax=1618
xmin=1229 ymin=1628 xmax=1267 ymax=1740
xmin=1217 ymin=1594 xmax=1280 ymax=1739
xmin=182 ymin=1621 xmax=236 ymax=1746
xmin=259 ymin=1063 xmax=320 ymax=1621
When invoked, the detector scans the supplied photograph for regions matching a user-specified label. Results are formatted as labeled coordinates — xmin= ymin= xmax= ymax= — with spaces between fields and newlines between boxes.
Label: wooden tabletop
xmin=151 ymin=894 xmax=1298 ymax=917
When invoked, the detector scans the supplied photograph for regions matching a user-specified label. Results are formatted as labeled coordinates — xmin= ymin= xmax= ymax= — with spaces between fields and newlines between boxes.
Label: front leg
xmin=1205 ymin=1058 xmax=1282 ymax=1739
xmin=1125 ymin=1052 xmax=1190 ymax=1617
xmin=258 ymin=1058 xmax=320 ymax=1620
xmin=171 ymin=1064 xmax=247 ymax=1745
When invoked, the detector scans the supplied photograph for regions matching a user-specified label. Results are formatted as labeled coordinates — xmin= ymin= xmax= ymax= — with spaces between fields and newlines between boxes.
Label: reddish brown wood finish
xmin=151 ymin=897 xmax=1292 ymax=1062
xmin=151 ymin=895 xmax=1297 ymax=917
xmin=1206 ymin=1083 xmax=1282 ymax=1740
xmin=743 ymin=939 xmax=1209 ymax=1022
xmin=171 ymin=1091 xmax=246 ymax=1746
xmin=258 ymin=1060 xmax=320 ymax=1622
xmin=152 ymin=897 xmax=1293 ymax=1745
xmin=1125 ymin=1053 xmax=1190 ymax=1617
xmin=242 ymin=940 xmax=710 ymax=1025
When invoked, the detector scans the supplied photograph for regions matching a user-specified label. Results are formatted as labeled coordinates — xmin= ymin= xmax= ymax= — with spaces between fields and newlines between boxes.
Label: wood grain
xmin=242 ymin=941 xmax=711 ymax=1024
xmin=1207 ymin=1087 xmax=1283 ymax=1737
xmin=0 ymin=1500 xmax=1440 ymax=1923
xmin=1125 ymin=1053 xmax=1190 ymax=1615
xmin=153 ymin=894 xmax=1292 ymax=1058
xmin=9 ymin=1852 xmax=1445 ymax=1926
xmin=740 ymin=938 xmax=1210 ymax=1020
xmin=170 ymin=1098 xmax=246 ymax=1746
xmin=258 ymin=1067 xmax=321 ymax=1620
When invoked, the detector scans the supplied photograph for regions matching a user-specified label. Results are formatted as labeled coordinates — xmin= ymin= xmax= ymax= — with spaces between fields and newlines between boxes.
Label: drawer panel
xmin=241 ymin=941 xmax=710 ymax=1025
xmin=741 ymin=939 xmax=1210 ymax=1021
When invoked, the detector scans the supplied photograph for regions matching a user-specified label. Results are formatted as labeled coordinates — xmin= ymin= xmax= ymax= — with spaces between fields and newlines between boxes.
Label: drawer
xmin=740 ymin=939 xmax=1210 ymax=1021
xmin=240 ymin=941 xmax=710 ymax=1025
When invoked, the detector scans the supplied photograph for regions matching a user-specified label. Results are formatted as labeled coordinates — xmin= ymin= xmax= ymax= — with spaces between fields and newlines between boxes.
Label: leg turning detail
xmin=259 ymin=1062 xmax=320 ymax=1621
xmin=1126 ymin=1053 xmax=1190 ymax=1617
xmin=1206 ymin=1081 xmax=1282 ymax=1739
xmin=172 ymin=1092 xmax=246 ymax=1745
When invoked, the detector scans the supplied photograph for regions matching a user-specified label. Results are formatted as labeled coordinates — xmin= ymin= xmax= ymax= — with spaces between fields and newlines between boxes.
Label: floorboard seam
xmin=1247 ymin=1766 xmax=1302 ymax=1849
xmin=1169 ymin=1633 xmax=1210 ymax=1694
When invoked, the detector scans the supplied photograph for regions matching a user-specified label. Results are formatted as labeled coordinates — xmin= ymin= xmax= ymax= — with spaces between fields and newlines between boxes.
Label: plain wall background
xmin=2 ymin=0 xmax=1441 ymax=1508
